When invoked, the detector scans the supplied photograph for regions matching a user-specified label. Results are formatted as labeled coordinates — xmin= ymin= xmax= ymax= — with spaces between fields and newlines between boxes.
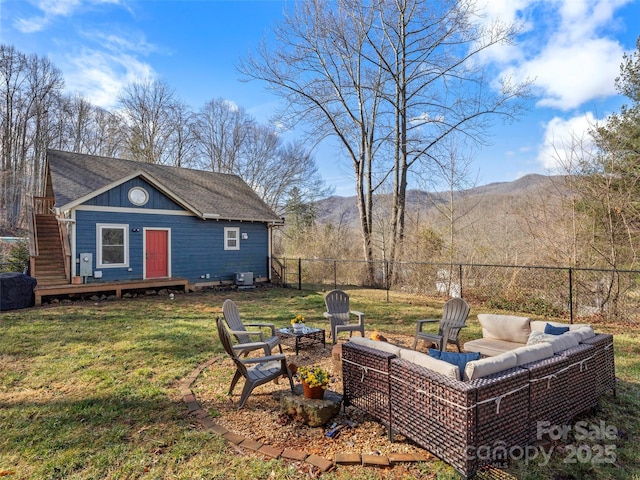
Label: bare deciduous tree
xmin=118 ymin=79 xmax=180 ymax=165
xmin=1 ymin=44 xmax=63 ymax=230
xmin=192 ymin=97 xmax=329 ymax=213
xmin=237 ymin=126 xmax=328 ymax=212
xmin=239 ymin=0 xmax=530 ymax=285
xmin=168 ymin=101 xmax=198 ymax=168
xmin=53 ymin=94 xmax=126 ymax=157
xmin=239 ymin=0 xmax=387 ymax=283
xmin=192 ymin=98 xmax=252 ymax=173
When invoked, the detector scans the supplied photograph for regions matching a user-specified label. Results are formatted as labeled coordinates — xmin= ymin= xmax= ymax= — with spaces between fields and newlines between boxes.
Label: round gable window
xmin=128 ymin=187 xmax=149 ymax=206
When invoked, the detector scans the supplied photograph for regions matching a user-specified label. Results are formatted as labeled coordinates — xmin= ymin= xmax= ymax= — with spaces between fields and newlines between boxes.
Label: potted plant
xmin=296 ymin=365 xmax=330 ymax=399
xmin=291 ymin=314 xmax=306 ymax=332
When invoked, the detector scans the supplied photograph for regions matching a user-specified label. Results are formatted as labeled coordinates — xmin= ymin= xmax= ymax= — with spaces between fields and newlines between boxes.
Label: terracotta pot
xmin=302 ymin=381 xmax=325 ymax=400
xmin=71 ymin=276 xmax=82 ymax=285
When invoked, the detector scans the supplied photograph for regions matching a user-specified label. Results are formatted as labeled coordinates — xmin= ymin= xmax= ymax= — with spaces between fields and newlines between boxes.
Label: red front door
xmin=145 ymin=229 xmax=169 ymax=278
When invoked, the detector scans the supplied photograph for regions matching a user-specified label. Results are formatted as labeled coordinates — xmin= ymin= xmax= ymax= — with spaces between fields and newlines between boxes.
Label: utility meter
xmin=79 ymin=253 xmax=93 ymax=277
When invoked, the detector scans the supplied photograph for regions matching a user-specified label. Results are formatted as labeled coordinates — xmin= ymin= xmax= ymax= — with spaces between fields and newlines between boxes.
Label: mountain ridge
xmin=315 ymin=173 xmax=560 ymax=227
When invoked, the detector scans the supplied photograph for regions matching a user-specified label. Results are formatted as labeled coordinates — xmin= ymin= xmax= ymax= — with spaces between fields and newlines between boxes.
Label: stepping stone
xmin=306 ymin=454 xmax=333 ymax=472
xmin=282 ymin=449 xmax=308 ymax=461
xmin=208 ymin=423 xmax=228 ymax=435
xmin=222 ymin=432 xmax=245 ymax=445
xmin=192 ymin=408 xmax=209 ymax=419
xmin=412 ymin=452 xmax=431 ymax=462
xmin=258 ymin=445 xmax=283 ymax=458
xmin=199 ymin=417 xmax=217 ymax=429
xmin=335 ymin=453 xmax=361 ymax=465
xmin=362 ymin=454 xmax=390 ymax=467
xmin=240 ymin=439 xmax=263 ymax=451
xmin=388 ymin=453 xmax=417 ymax=464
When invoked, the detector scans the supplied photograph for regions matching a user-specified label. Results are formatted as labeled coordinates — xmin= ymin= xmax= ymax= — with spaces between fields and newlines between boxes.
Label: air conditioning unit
xmin=235 ymin=272 xmax=253 ymax=286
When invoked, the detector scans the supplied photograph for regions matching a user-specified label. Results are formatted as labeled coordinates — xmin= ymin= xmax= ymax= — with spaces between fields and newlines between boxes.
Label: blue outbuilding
xmin=29 ymin=150 xmax=284 ymax=303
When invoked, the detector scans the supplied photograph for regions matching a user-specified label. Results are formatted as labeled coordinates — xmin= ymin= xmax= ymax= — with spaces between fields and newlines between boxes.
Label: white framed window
xmin=97 ymin=224 xmax=129 ymax=267
xmin=224 ymin=227 xmax=240 ymax=251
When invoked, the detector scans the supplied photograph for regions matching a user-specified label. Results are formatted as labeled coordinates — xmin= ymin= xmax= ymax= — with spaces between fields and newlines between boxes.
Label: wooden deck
xmin=34 ymin=277 xmax=190 ymax=306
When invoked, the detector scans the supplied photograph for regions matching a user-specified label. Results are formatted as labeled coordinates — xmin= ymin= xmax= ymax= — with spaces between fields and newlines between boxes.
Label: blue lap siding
xmin=73 ymin=179 xmax=271 ymax=283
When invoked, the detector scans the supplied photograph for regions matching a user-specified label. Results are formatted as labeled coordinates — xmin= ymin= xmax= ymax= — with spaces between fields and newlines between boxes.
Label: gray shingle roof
xmin=47 ymin=149 xmax=282 ymax=223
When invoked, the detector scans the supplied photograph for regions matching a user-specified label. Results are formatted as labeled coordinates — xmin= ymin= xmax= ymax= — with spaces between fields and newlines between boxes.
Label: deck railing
xmin=26 ymin=198 xmax=38 ymax=276
xmin=59 ymin=218 xmax=71 ymax=281
xmin=33 ymin=196 xmax=55 ymax=215
xmin=28 ymin=196 xmax=71 ymax=282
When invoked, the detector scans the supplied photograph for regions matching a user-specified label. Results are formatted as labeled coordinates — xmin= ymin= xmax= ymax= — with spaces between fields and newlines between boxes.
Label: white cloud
xmin=537 ymin=113 xmax=600 ymax=172
xmin=80 ymin=30 xmax=160 ymax=56
xmin=507 ymin=37 xmax=624 ymax=110
xmin=486 ymin=0 xmax=633 ymax=110
xmin=14 ymin=0 xmax=121 ymax=33
xmin=62 ymin=48 xmax=155 ymax=108
xmin=37 ymin=0 xmax=122 ymax=16
xmin=23 ymin=5 xmax=161 ymax=109
xmin=13 ymin=16 xmax=49 ymax=33
xmin=474 ymin=0 xmax=535 ymax=65
xmin=36 ymin=0 xmax=82 ymax=17
xmin=222 ymin=100 xmax=240 ymax=112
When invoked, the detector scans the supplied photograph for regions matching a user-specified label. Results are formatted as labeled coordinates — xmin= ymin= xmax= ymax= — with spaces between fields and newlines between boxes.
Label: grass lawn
xmin=0 ymin=287 xmax=638 ymax=479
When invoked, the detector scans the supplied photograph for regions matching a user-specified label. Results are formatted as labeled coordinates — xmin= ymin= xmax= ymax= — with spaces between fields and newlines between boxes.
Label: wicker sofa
xmin=342 ymin=320 xmax=615 ymax=478
xmin=463 ymin=314 xmax=597 ymax=357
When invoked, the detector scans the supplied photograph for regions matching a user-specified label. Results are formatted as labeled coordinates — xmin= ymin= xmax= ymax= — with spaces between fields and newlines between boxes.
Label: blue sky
xmin=1 ymin=0 xmax=639 ymax=196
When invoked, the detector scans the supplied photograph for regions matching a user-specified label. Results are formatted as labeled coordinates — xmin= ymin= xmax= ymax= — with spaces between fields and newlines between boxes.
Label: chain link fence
xmin=274 ymin=257 xmax=640 ymax=323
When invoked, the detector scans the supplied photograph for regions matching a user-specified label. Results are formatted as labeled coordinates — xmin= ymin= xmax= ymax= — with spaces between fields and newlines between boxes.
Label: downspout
xmin=71 ymin=210 xmax=77 ymax=277
xmin=268 ymin=223 xmax=273 ymax=282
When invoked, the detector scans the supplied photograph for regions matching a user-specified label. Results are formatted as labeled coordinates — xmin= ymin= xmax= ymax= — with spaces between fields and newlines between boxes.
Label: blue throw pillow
xmin=429 ymin=349 xmax=480 ymax=377
xmin=544 ymin=323 xmax=570 ymax=335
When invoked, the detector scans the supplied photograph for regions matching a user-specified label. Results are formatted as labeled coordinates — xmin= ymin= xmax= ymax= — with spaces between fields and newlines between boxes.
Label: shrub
xmin=1 ymin=240 xmax=30 ymax=273
xmin=486 ymin=294 xmax=564 ymax=317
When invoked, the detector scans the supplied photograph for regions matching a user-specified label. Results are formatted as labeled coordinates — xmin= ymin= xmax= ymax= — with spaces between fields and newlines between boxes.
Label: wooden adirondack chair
xmin=323 ymin=289 xmax=365 ymax=344
xmin=216 ymin=317 xmax=294 ymax=409
xmin=412 ymin=297 xmax=470 ymax=352
xmin=222 ymin=299 xmax=282 ymax=357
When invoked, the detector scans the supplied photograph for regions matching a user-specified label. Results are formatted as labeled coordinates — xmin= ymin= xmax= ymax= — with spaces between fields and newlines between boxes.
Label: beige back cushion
xmin=398 ymin=348 xmax=459 ymax=380
xmin=478 ymin=314 xmax=531 ymax=344
xmin=530 ymin=320 xmax=592 ymax=333
xmin=513 ymin=343 xmax=554 ymax=366
xmin=547 ymin=333 xmax=580 ymax=353
xmin=348 ymin=336 xmax=402 ymax=356
xmin=572 ymin=326 xmax=596 ymax=341
xmin=464 ymin=350 xmax=518 ymax=381
xmin=527 ymin=330 xmax=555 ymax=345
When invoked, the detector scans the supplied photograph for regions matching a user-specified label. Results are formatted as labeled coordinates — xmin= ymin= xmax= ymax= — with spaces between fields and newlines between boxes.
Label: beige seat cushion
xmin=478 ymin=314 xmax=531 ymax=344
xmin=398 ymin=348 xmax=459 ymax=380
xmin=463 ymin=338 xmax=524 ymax=357
xmin=349 ymin=336 xmax=402 ymax=356
xmin=464 ymin=350 xmax=518 ymax=381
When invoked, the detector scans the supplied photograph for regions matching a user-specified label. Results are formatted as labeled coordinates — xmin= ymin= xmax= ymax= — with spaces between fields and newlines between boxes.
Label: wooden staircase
xmin=33 ymin=214 xmax=69 ymax=286
xmin=270 ymin=257 xmax=285 ymax=287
